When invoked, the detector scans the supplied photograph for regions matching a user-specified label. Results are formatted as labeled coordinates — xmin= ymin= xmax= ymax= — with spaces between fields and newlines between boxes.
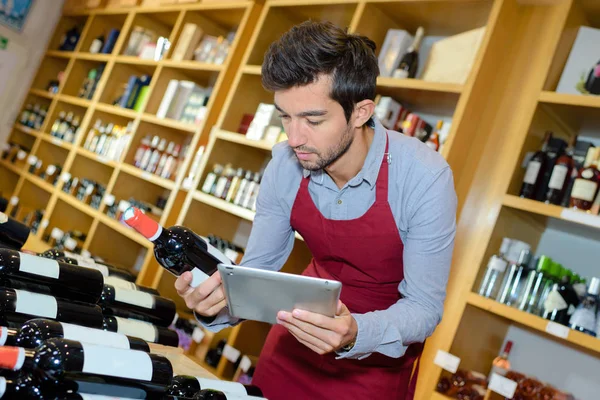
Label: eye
xmin=278 ymin=114 xmax=290 ymax=120
xmin=307 ymin=120 xmax=323 ymax=126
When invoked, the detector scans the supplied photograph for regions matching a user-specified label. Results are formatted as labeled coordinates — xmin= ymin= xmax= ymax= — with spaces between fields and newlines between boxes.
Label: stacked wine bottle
xmin=0 ymin=211 xmax=265 ymax=399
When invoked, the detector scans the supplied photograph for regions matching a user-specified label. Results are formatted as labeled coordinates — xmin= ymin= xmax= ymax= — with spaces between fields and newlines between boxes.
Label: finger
xmin=287 ymin=315 xmax=343 ymax=348
xmin=278 ymin=320 xmax=332 ymax=354
xmin=288 ymin=330 xmax=329 ymax=355
xmin=336 ymin=300 xmax=343 ymax=315
xmin=200 ymin=298 xmax=227 ymax=317
xmin=189 ymin=275 xmax=223 ymax=304
xmin=292 ymin=309 xmax=338 ymax=331
xmin=203 ymin=286 xmax=226 ymax=309
xmin=174 ymin=271 xmax=193 ymax=294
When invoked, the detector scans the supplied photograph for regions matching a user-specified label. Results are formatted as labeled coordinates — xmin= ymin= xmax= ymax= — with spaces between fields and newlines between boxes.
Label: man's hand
xmin=174 ymin=271 xmax=227 ymax=317
xmin=277 ymin=300 xmax=358 ymax=355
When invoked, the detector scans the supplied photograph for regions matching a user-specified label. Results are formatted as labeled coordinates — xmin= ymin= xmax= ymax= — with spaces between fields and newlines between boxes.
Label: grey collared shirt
xmin=200 ymin=118 xmax=457 ymax=360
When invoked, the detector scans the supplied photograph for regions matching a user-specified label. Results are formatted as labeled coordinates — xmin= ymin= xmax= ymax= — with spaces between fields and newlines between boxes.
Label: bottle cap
xmin=121 ymin=207 xmax=162 ymax=242
xmin=588 ymin=277 xmax=600 ymax=296
xmin=0 ymin=346 xmax=25 ymax=371
xmin=537 ymin=255 xmax=552 ymax=273
xmin=488 ymin=255 xmax=508 ymax=273
xmin=503 ymin=340 xmax=513 ymax=354
xmin=517 ymin=248 xmax=531 ymax=266
xmin=499 ymin=238 xmax=512 ymax=256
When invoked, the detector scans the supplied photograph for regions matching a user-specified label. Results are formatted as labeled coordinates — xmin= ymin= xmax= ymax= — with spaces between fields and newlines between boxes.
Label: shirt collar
xmin=302 ymin=117 xmax=387 ymax=188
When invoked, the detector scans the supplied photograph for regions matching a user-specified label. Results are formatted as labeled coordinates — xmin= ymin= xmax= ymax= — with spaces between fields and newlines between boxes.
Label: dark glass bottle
xmin=545 ymin=136 xmax=576 ymax=205
xmin=194 ymin=389 xmax=264 ymax=400
xmin=205 ymin=339 xmax=227 ymax=368
xmin=569 ymin=277 xmax=599 ymax=336
xmin=123 ymin=207 xmax=232 ymax=288
xmin=520 ymin=132 xmax=551 ymax=199
xmin=6 ymin=318 xmax=150 ymax=352
xmin=103 ymin=316 xmax=179 ymax=347
xmin=0 ymin=287 xmax=105 ymax=329
xmin=394 ymin=27 xmax=425 ymax=79
xmin=0 ymin=249 xmax=104 ymax=303
xmin=56 ymin=256 xmax=136 ymax=282
xmin=167 ymin=375 xmax=263 ymax=398
xmin=585 ymin=60 xmax=600 ymax=95
xmin=543 ymin=268 xmax=581 ymax=326
xmin=100 ymin=284 xmax=176 ymax=328
xmin=0 ymin=212 xmax=30 ymax=250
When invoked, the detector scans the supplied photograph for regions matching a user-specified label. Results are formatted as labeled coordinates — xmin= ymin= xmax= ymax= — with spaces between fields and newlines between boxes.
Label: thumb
xmin=336 ymin=300 xmax=344 ymax=315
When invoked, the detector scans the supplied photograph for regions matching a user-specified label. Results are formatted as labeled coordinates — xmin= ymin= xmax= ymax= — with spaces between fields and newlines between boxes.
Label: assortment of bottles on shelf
xmin=374 ymin=95 xmax=452 ymax=152
xmin=133 ymin=134 xmax=188 ymax=180
xmin=88 ymin=28 xmax=120 ymax=55
xmin=157 ymin=80 xmax=212 ymax=126
xmin=113 ymin=73 xmax=151 ymax=112
xmin=518 ymin=132 xmax=600 ymax=211
xmin=170 ymin=22 xmax=235 ymax=65
xmin=205 ymin=234 xmax=245 ymax=265
xmin=1 ymin=142 xmax=64 ymax=186
xmin=105 ymin=193 xmax=168 ymax=222
xmin=83 ymin=119 xmax=134 ymax=162
xmin=1 ymin=143 xmax=32 ymax=169
xmin=124 ymin=25 xmax=170 ymax=61
xmin=61 ymin=174 xmax=107 ymax=210
xmin=238 ymin=103 xmax=286 ymax=145
xmin=44 ymin=228 xmax=88 ymax=254
xmin=201 ymin=164 xmax=263 ymax=211
xmin=78 ymin=64 xmax=105 ymax=100
xmin=18 ymin=103 xmax=48 ymax=130
xmin=50 ymin=110 xmax=82 ymax=143
xmin=478 ymin=237 xmax=600 ymax=337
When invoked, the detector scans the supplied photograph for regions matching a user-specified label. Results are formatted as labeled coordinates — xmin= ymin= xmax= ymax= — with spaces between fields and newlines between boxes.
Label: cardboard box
xmin=378 ymin=29 xmax=413 ymax=78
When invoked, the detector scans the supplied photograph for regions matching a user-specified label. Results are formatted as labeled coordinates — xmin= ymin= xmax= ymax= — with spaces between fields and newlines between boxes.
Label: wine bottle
xmin=393 ymin=27 xmax=425 ymax=79
xmin=0 ymin=249 xmax=104 ymax=303
xmin=167 ymin=375 xmax=263 ymax=398
xmin=0 ymin=374 xmax=44 ymax=399
xmin=0 ymin=212 xmax=30 ymax=250
xmin=194 ymin=389 xmax=265 ymax=400
xmin=103 ymin=316 xmax=179 ymax=347
xmin=569 ymin=149 xmax=600 ymax=211
xmin=100 ymin=284 xmax=176 ymax=328
xmin=488 ymin=341 xmax=513 ymax=381
xmin=104 ymin=275 xmax=160 ymax=295
xmin=545 ymin=136 xmax=576 ymax=205
xmin=0 ymin=287 xmax=105 ymax=329
xmin=520 ymin=132 xmax=551 ymax=199
xmin=585 ymin=59 xmax=600 ymax=95
xmin=122 ymin=207 xmax=232 ymax=287
xmin=56 ymin=256 xmax=136 ymax=282
xmin=3 ymin=318 xmax=150 ymax=351
xmin=543 ymin=269 xmax=580 ymax=325
xmin=0 ymin=339 xmax=173 ymax=384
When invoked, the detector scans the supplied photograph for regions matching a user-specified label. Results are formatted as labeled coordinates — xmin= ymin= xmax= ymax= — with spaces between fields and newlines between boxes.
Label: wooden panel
xmin=79 ymin=14 xmax=129 ymax=54
xmin=33 ymin=141 xmax=70 ymax=171
xmin=71 ymin=153 xmax=115 ymax=186
xmin=0 ymin=166 xmax=20 ymax=198
xmin=11 ymin=180 xmax=52 ymax=223
xmin=88 ymin=221 xmax=148 ymax=273
xmin=46 ymin=197 xmax=94 ymax=243
xmin=219 ymin=73 xmax=273 ymax=133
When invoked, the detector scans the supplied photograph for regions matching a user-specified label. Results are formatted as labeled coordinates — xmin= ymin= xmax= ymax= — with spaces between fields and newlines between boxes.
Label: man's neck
xmin=325 ymin=125 xmax=375 ymax=189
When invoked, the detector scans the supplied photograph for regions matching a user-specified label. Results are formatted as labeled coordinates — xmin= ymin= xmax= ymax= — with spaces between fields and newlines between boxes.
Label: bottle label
xmin=548 ymin=165 xmax=569 ymax=190
xmin=196 ymin=377 xmax=246 ymax=395
xmin=81 ymin=343 xmax=153 ymax=381
xmin=14 ymin=289 xmax=58 ymax=318
xmin=0 ymin=347 xmax=25 ymax=371
xmin=114 ymin=287 xmax=155 ymax=309
xmin=223 ymin=344 xmax=241 ymax=363
xmin=523 ymin=161 xmax=541 ymax=185
xmin=79 ymin=261 xmax=109 ymax=278
xmin=433 ymin=349 xmax=461 ymax=373
xmin=240 ymin=355 xmax=252 ymax=373
xmin=571 ymin=178 xmax=598 ymax=201
xmin=543 ymin=290 xmax=568 ymax=312
xmin=488 ymin=373 xmax=517 ymax=398
xmin=105 ymin=276 xmax=136 ymax=291
xmin=18 ymin=252 xmax=60 ymax=279
xmin=61 ymin=322 xmax=131 ymax=349
xmin=0 ymin=213 xmax=7 ymax=224
xmin=114 ymin=317 xmax=157 ymax=343
xmin=0 ymin=327 xmax=8 ymax=346
xmin=190 ymin=268 xmax=209 ymax=288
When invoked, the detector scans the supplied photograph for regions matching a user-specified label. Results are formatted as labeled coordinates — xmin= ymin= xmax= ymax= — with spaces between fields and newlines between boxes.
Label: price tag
xmin=192 ymin=327 xmax=205 ymax=344
xmin=223 ymin=344 xmax=241 ymax=363
xmin=433 ymin=350 xmax=460 ymax=373
xmin=546 ymin=321 xmax=569 ymax=339
xmin=96 ymin=155 xmax=109 ymax=164
xmin=239 ymin=355 xmax=252 ymax=373
xmin=141 ymin=171 xmax=152 ymax=180
xmin=488 ymin=373 xmax=517 ymax=398
xmin=182 ymin=177 xmax=193 ymax=190
xmin=52 ymin=138 xmax=61 ymax=146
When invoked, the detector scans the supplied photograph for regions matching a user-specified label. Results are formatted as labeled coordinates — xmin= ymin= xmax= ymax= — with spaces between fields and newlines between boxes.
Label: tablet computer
xmin=217 ymin=264 xmax=342 ymax=325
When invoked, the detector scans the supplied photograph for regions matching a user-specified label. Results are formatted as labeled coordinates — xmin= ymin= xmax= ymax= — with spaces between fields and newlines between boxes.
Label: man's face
xmin=274 ymin=74 xmax=354 ymax=171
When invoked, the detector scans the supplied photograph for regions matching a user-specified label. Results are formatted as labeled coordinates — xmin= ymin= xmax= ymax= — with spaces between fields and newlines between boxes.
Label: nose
xmin=285 ymin=120 xmax=306 ymax=148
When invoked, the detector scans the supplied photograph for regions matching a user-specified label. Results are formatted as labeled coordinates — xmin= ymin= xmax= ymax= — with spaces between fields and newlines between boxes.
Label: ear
xmin=352 ymin=99 xmax=376 ymax=128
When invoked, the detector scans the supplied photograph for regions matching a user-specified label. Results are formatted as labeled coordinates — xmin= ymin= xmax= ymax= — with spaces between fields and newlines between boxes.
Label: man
xmin=175 ymin=21 xmax=457 ymax=400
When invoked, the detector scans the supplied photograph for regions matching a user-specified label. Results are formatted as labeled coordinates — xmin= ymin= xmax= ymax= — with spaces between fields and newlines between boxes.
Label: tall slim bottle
xmin=478 ymin=238 xmax=511 ymax=299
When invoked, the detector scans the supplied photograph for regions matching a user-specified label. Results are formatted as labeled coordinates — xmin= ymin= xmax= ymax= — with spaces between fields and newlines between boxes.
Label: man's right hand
xmin=175 ymin=271 xmax=227 ymax=317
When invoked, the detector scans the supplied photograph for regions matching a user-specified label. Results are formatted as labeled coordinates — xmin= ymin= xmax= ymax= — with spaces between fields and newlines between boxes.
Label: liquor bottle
xmin=156 ymin=141 xmax=175 ymax=177
xmin=89 ymin=34 xmax=105 ymax=54
xmin=0 ymin=287 xmax=105 ymax=329
xmin=0 ymin=374 xmax=44 ymax=399
xmin=496 ymin=244 xmax=530 ymax=305
xmin=0 ymin=338 xmax=173 ymax=385
xmin=518 ymin=255 xmax=552 ymax=314
xmin=233 ymin=171 xmax=253 ymax=206
xmin=167 ymin=375 xmax=263 ymax=398
xmin=543 ymin=268 xmax=580 ymax=325
xmin=0 ymin=211 xmax=31 ymax=250
xmin=122 ymin=207 xmax=231 ymax=287
xmin=58 ymin=112 xmax=74 ymax=141
xmin=225 ymin=168 xmax=244 ymax=203
xmin=3 ymin=318 xmax=150 ymax=351
xmin=104 ymin=275 xmax=159 ymax=295
xmin=51 ymin=111 xmax=66 ymax=137
xmin=140 ymin=136 xmax=160 ymax=171
xmin=19 ymin=104 xmax=33 ymax=125
xmin=213 ymin=164 xmax=234 ymax=198
xmin=64 ymin=116 xmax=80 ymax=143
xmin=202 ymin=164 xmax=224 ymax=194
xmin=55 ymin=256 xmax=136 ymax=282
xmin=520 ymin=132 xmax=551 ymax=199
xmin=134 ymin=135 xmax=151 ymax=168
xmin=488 ymin=341 xmax=513 ymax=380
xmin=393 ymin=27 xmax=425 ymax=79
xmin=585 ymin=59 xmax=600 ymax=95
xmin=103 ymin=316 xmax=179 ymax=347
xmin=570 ymin=148 xmax=600 ymax=211
xmin=84 ymin=119 xmax=102 ymax=150
xmin=147 ymin=138 xmax=167 ymax=174
xmin=194 ymin=389 xmax=265 ymax=400
xmin=100 ymin=284 xmax=177 ymax=328
xmin=0 ymin=249 xmax=104 ymax=303
xmin=205 ymin=339 xmax=226 ymax=368
xmin=569 ymin=277 xmax=600 ymax=336
xmin=477 ymin=238 xmax=510 ymax=299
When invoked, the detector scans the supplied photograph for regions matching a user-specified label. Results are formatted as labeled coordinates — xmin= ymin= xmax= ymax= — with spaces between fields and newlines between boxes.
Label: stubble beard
xmin=295 ymin=123 xmax=355 ymax=171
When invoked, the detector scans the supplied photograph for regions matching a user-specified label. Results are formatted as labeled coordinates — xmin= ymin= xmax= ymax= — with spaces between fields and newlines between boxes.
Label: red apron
xmin=252 ymin=134 xmax=423 ymax=400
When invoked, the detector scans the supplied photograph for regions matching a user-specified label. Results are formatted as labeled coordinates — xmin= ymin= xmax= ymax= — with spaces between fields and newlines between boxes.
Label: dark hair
xmin=262 ymin=20 xmax=379 ymax=123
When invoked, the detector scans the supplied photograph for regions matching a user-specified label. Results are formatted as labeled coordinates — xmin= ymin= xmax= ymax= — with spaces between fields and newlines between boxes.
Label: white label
xmin=85 ymin=185 xmax=94 ymax=195
xmin=433 ymin=350 xmax=460 ymax=373
xmin=61 ymin=172 xmax=71 ymax=182
xmin=77 ymin=260 xmax=109 ymax=277
xmin=489 ymin=373 xmax=517 ymax=398
xmin=81 ymin=343 xmax=153 ymax=381
xmin=96 ymin=155 xmax=109 ymax=164
xmin=224 ymin=248 xmax=239 ymax=263
xmin=14 ymin=289 xmax=58 ymax=318
xmin=18 ymin=252 xmax=60 ymax=279
xmin=190 ymin=268 xmax=209 ymax=288
xmin=105 ymin=276 xmax=136 ymax=290
xmin=192 ymin=327 xmax=205 ymax=343
xmin=114 ymin=287 xmax=155 ymax=309
xmin=114 ymin=317 xmax=157 ymax=343
xmin=240 ymin=355 xmax=252 ymax=373
xmin=545 ymin=321 xmax=570 ymax=338
xmin=10 ymin=196 xmax=18 ymax=206
xmin=488 ymin=256 xmax=508 ymax=273
xmin=571 ymin=178 xmax=598 ymax=201
xmin=544 ymin=290 xmax=568 ymax=312
xmin=0 ymin=212 xmax=7 ymax=224
xmin=62 ymin=322 xmax=130 ymax=349
xmin=223 ymin=344 xmax=241 ymax=363
xmin=103 ymin=194 xmax=116 ymax=206
xmin=118 ymin=200 xmax=131 ymax=213
xmin=523 ymin=160 xmax=541 ymax=185
xmin=27 ymin=155 xmax=37 ymax=165
xmin=196 ymin=378 xmax=246 ymax=395
xmin=548 ymin=165 xmax=569 ymax=190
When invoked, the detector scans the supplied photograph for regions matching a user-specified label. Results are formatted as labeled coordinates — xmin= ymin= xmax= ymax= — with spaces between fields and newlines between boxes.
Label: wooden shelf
xmin=503 ymin=194 xmax=600 ymax=230
xmin=59 ymin=94 xmax=93 ymax=108
xmin=140 ymin=113 xmax=199 ymax=133
xmin=431 ymin=392 xmax=455 ymax=400
xmin=376 ymin=77 xmax=463 ymax=94
xmin=213 ymin=128 xmax=274 ymax=151
xmin=0 ymin=159 xmax=23 ymax=175
xmin=77 ymin=147 xmax=119 ymax=169
xmin=24 ymin=173 xmax=56 ymax=194
xmin=539 ymin=91 xmax=600 ymax=109
xmin=467 ymin=293 xmax=600 ymax=356
xmin=95 ymin=102 xmax=139 ymax=119
xmin=77 ymin=53 xmax=111 ymax=62
xmin=29 ymin=88 xmax=56 ymax=100
xmin=57 ymin=190 xmax=100 ymax=220
xmin=162 ymin=60 xmax=224 ymax=72
xmin=46 ymin=50 xmax=73 ymax=58
xmin=14 ymin=124 xmax=41 ymax=137
xmin=242 ymin=65 xmax=262 ymax=75
xmin=97 ymin=209 xmax=152 ymax=249
xmin=120 ymin=163 xmax=176 ymax=190
xmin=193 ymin=190 xmax=255 ymax=222
xmin=39 ymin=134 xmax=74 ymax=151
xmin=115 ymin=56 xmax=160 ymax=67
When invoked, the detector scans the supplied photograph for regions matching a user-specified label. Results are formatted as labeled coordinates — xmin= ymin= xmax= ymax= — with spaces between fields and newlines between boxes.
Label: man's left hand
xmin=277 ymin=300 xmax=357 ymax=355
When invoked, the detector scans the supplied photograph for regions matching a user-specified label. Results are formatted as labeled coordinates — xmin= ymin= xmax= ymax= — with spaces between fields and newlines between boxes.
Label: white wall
xmin=0 ymin=0 xmax=64 ymax=143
